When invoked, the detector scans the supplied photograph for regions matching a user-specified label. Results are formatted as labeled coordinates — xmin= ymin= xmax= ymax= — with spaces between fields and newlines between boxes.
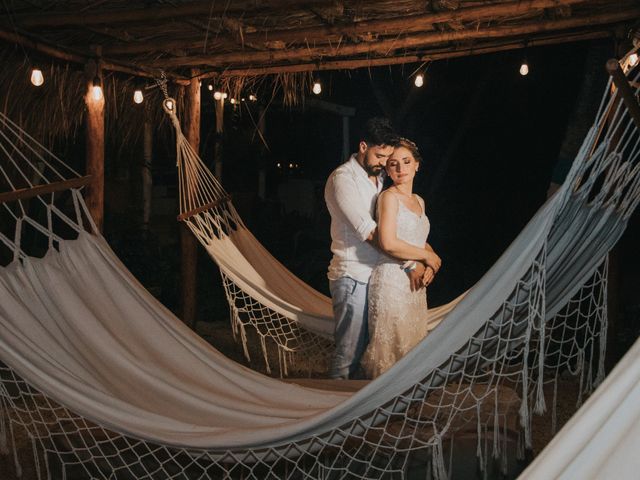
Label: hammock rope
xmin=0 ymin=57 xmax=637 ymax=479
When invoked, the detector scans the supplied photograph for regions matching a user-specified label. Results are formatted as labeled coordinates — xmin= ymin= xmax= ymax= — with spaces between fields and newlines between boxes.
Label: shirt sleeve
xmin=326 ymin=171 xmax=377 ymax=242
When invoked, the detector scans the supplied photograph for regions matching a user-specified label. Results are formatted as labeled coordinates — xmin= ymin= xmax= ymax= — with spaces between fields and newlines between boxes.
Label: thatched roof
xmin=0 ymin=0 xmax=637 ymax=144
xmin=1 ymin=0 xmax=638 ymax=79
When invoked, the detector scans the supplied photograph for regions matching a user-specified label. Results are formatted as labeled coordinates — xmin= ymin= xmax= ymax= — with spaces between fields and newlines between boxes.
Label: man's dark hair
xmin=361 ymin=117 xmax=399 ymax=147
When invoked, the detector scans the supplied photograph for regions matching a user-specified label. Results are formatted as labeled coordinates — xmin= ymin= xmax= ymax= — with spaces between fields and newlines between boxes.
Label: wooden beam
xmin=146 ymin=8 xmax=640 ymax=68
xmin=177 ymin=196 xmax=231 ymax=222
xmin=0 ymin=27 xmax=190 ymax=84
xmin=242 ymin=0 xmax=588 ymax=45
xmin=10 ymin=0 xmax=332 ymax=27
xmin=181 ymin=67 xmax=201 ymax=329
xmin=0 ymin=176 xmax=92 ymax=204
xmin=196 ymin=30 xmax=609 ymax=77
xmin=84 ymin=68 xmax=105 ymax=233
xmin=103 ymin=0 xmax=587 ymax=56
xmin=606 ymin=59 xmax=640 ymax=130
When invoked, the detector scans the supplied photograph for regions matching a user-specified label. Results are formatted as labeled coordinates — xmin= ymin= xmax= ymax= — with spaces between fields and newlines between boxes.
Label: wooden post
xmin=142 ymin=118 xmax=153 ymax=230
xmin=181 ymin=71 xmax=200 ymax=328
xmin=214 ymin=97 xmax=224 ymax=180
xmin=84 ymin=60 xmax=105 ymax=232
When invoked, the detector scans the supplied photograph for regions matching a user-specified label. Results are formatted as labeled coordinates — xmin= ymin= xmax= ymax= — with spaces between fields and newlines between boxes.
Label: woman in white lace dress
xmin=362 ymin=139 xmax=441 ymax=378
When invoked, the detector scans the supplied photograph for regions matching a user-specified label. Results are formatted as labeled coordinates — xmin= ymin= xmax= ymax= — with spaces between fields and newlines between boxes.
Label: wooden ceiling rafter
xmin=4 ymin=0 xmax=334 ymax=27
xmin=144 ymin=7 xmax=640 ymax=68
xmin=0 ymin=26 xmax=190 ymax=84
xmin=0 ymin=0 xmax=635 ymax=85
xmin=99 ymin=0 xmax=589 ymax=56
xmin=200 ymin=29 xmax=610 ymax=78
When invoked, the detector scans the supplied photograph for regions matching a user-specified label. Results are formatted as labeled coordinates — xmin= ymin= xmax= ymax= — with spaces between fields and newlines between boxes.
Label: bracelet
xmin=403 ymin=261 xmax=417 ymax=273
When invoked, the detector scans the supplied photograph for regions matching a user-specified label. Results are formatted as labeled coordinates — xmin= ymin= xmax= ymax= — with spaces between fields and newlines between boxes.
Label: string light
xmin=414 ymin=73 xmax=424 ymax=88
xmin=30 ymin=67 xmax=44 ymax=87
xmin=213 ymin=91 xmax=223 ymax=100
xmin=519 ymin=61 xmax=529 ymax=76
xmin=249 ymin=94 xmax=257 ymax=101
xmin=222 ymin=93 xmax=228 ymax=99
xmin=312 ymin=80 xmax=321 ymax=95
xmin=230 ymin=98 xmax=236 ymax=104
xmin=629 ymin=53 xmax=639 ymax=67
xmin=92 ymin=76 xmax=103 ymax=101
xmin=207 ymin=84 xmax=214 ymax=91
xmin=133 ymin=89 xmax=144 ymax=104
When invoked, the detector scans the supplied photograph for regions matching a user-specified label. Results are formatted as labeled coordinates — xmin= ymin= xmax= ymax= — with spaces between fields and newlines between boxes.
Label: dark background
xmin=104 ymin=38 xmax=639 ymax=365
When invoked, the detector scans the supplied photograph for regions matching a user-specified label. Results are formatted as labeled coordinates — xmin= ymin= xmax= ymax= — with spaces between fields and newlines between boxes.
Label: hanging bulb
xmin=230 ymin=98 xmax=236 ymax=104
xmin=133 ymin=89 xmax=144 ymax=104
xmin=222 ymin=92 xmax=228 ymax=99
xmin=312 ymin=80 xmax=322 ymax=95
xmin=249 ymin=94 xmax=257 ymax=101
xmin=629 ymin=53 xmax=639 ymax=67
xmin=213 ymin=91 xmax=223 ymax=100
xmin=519 ymin=61 xmax=529 ymax=76
xmin=414 ymin=73 xmax=424 ymax=88
xmin=207 ymin=84 xmax=214 ymax=91
xmin=92 ymin=76 xmax=103 ymax=101
xmin=30 ymin=67 xmax=44 ymax=87
xmin=164 ymin=99 xmax=174 ymax=111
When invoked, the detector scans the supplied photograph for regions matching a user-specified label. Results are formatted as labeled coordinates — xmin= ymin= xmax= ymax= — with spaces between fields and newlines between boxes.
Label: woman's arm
xmin=377 ymin=192 xmax=439 ymax=268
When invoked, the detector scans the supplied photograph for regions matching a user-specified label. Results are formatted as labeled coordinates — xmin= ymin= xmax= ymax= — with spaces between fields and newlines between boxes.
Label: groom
xmin=324 ymin=117 xmax=425 ymax=379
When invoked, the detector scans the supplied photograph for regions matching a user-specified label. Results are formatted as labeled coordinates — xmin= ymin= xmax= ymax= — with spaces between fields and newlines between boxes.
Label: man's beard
xmin=364 ymin=163 xmax=383 ymax=176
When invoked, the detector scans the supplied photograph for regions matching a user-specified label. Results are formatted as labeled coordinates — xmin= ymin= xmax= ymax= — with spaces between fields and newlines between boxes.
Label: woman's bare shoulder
xmin=378 ymin=189 xmax=399 ymax=206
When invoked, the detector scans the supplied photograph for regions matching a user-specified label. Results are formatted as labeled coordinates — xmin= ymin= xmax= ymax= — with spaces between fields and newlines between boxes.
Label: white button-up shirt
xmin=325 ymin=155 xmax=383 ymax=283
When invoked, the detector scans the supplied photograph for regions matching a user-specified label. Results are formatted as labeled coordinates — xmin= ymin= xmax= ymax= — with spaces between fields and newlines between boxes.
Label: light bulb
xmin=519 ymin=62 xmax=529 ymax=76
xmin=629 ymin=53 xmax=639 ymax=67
xmin=30 ymin=68 xmax=44 ymax=87
xmin=133 ymin=89 xmax=144 ymax=104
xmin=230 ymin=98 xmax=236 ymax=104
xmin=213 ymin=91 xmax=223 ymax=100
xmin=222 ymin=93 xmax=228 ymax=99
xmin=91 ymin=76 xmax=103 ymax=101
xmin=414 ymin=74 xmax=424 ymax=88
xmin=165 ymin=99 xmax=174 ymax=111
xmin=207 ymin=84 xmax=213 ymax=91
xmin=249 ymin=94 xmax=257 ymax=101
xmin=312 ymin=81 xmax=321 ymax=95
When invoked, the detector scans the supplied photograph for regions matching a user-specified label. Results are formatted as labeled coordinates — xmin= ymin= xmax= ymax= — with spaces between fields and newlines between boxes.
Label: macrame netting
xmin=0 ymin=53 xmax=638 ymax=480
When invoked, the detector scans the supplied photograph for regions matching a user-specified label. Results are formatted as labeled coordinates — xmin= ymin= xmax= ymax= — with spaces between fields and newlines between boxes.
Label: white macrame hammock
xmin=0 ymin=55 xmax=638 ymax=479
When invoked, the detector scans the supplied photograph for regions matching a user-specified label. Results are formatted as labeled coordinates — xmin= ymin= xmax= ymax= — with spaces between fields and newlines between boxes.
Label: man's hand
xmin=407 ymin=262 xmax=426 ymax=292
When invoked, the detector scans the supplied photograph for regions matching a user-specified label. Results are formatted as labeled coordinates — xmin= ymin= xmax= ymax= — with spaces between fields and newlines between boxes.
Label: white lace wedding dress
xmin=362 ymin=196 xmax=431 ymax=378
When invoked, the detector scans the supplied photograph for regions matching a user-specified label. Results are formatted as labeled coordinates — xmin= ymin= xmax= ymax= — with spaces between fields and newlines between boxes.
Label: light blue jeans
xmin=328 ymin=277 xmax=369 ymax=379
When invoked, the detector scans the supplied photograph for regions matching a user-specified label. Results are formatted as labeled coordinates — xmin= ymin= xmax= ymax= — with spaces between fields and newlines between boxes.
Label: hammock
xmin=0 ymin=56 xmax=637 ymax=479
xmin=519 ymin=335 xmax=640 ymax=479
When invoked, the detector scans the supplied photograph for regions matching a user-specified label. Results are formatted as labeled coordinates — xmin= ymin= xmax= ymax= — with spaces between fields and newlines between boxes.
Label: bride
xmin=361 ymin=138 xmax=441 ymax=378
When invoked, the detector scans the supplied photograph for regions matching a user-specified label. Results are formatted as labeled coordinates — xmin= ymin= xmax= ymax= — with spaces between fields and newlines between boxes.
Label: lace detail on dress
xmin=361 ymin=197 xmax=431 ymax=378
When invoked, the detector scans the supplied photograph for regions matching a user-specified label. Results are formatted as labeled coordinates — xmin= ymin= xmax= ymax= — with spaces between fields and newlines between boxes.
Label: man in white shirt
xmin=324 ymin=118 xmax=425 ymax=379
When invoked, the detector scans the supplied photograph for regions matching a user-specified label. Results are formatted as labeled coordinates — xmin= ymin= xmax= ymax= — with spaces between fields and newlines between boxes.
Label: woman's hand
xmin=422 ymin=265 xmax=436 ymax=286
xmin=423 ymin=250 xmax=442 ymax=273
xmin=407 ymin=262 xmax=426 ymax=291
